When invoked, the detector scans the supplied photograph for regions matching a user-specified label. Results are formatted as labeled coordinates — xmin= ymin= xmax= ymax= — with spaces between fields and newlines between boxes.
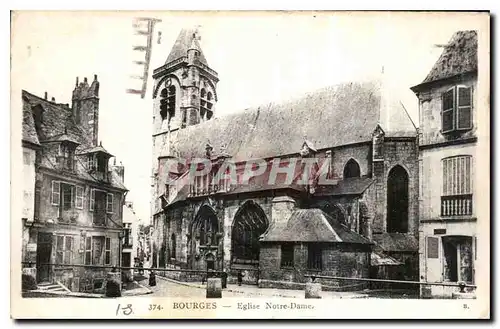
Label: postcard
xmin=10 ymin=10 xmax=490 ymax=319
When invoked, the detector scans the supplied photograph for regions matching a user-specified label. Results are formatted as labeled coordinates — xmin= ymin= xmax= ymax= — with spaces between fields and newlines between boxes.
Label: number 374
xmin=149 ymin=304 xmax=164 ymax=311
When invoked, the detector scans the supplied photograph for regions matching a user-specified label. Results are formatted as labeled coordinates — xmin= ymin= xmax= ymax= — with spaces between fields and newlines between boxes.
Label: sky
xmin=11 ymin=11 xmax=488 ymax=223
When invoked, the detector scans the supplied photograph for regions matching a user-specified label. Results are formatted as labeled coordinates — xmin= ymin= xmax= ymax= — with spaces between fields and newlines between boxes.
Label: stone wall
xmin=259 ymin=242 xmax=371 ymax=291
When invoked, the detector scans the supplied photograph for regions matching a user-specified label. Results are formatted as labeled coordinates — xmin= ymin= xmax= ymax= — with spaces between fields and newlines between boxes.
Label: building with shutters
xmin=150 ymin=28 xmax=420 ymax=289
xmin=411 ymin=30 xmax=478 ymax=298
xmin=21 ymin=76 xmax=128 ymax=292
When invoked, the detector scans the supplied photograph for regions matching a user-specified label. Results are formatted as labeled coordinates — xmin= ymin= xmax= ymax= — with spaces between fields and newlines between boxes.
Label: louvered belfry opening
xmin=231 ymin=202 xmax=269 ymax=265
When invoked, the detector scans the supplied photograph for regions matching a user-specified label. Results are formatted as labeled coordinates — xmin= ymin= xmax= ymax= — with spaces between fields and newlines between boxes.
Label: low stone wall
xmin=258 ymin=279 xmax=369 ymax=292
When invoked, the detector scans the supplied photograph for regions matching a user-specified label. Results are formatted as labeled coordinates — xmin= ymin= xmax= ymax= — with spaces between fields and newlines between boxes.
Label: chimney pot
xmin=84 ymin=77 xmax=88 ymax=83
xmin=94 ymin=74 xmax=98 ymax=81
xmin=51 ymin=97 xmax=55 ymax=102
xmin=44 ymin=92 xmax=47 ymax=100
xmin=75 ymin=77 xmax=79 ymax=87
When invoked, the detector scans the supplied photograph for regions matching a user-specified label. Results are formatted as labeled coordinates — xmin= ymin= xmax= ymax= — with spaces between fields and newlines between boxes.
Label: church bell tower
xmin=152 ymin=28 xmax=219 ymax=134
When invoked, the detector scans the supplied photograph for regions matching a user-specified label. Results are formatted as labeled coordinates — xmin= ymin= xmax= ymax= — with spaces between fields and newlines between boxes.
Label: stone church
xmin=150 ymin=28 xmax=420 ymax=289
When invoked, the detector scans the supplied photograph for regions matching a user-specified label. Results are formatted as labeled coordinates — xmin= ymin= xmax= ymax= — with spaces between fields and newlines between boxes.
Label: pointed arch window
xmin=160 ymin=85 xmax=176 ymax=121
xmin=343 ymin=159 xmax=361 ymax=179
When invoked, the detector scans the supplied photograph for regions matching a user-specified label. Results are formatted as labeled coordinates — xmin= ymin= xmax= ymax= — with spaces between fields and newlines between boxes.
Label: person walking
xmin=237 ymin=270 xmax=244 ymax=286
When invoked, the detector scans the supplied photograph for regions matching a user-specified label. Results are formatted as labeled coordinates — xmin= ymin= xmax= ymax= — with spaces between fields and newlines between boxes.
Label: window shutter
xmin=442 ymin=88 xmax=455 ymax=133
xmin=51 ymin=181 xmax=60 ymax=205
xmin=90 ymin=189 xmax=95 ymax=211
xmin=457 ymin=86 xmax=472 ymax=130
xmin=427 ymin=236 xmax=439 ymax=258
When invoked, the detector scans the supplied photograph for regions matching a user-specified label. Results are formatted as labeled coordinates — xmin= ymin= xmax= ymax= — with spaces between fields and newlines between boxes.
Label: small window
xmin=62 ymin=184 xmax=73 ymax=210
xmin=105 ymin=237 xmax=111 ymax=265
xmin=75 ymin=186 xmax=84 ymax=209
xmin=106 ymin=193 xmax=114 ymax=213
xmin=51 ymin=181 xmax=60 ymax=206
xmin=307 ymin=243 xmax=322 ymax=270
xmin=281 ymin=243 xmax=294 ymax=268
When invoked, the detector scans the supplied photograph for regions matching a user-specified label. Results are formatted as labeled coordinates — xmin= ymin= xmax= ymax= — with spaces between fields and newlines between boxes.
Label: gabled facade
xmin=21 ymin=76 xmax=128 ymax=293
xmin=411 ymin=30 xmax=478 ymax=298
xmin=149 ymin=28 xmax=420 ymax=289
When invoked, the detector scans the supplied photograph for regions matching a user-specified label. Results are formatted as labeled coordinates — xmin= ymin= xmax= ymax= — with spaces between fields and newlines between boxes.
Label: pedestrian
xmin=149 ymin=270 xmax=157 ymax=287
xmin=237 ymin=270 xmax=244 ymax=286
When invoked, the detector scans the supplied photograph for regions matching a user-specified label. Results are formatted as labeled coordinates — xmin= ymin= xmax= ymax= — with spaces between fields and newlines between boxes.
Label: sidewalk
xmin=156 ymin=275 xmax=369 ymax=299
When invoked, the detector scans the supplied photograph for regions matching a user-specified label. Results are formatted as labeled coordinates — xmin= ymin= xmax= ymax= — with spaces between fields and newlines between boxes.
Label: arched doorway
xmin=387 ymin=165 xmax=409 ymax=233
xmin=343 ymin=159 xmax=361 ymax=179
xmin=189 ymin=206 xmax=220 ymax=269
xmin=192 ymin=206 xmax=219 ymax=246
xmin=231 ymin=202 xmax=269 ymax=265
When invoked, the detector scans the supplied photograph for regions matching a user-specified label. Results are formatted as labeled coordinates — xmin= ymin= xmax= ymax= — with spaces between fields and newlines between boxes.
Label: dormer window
xmin=87 ymin=154 xmax=97 ymax=171
xmin=80 ymin=144 xmax=113 ymax=182
xmin=442 ymin=85 xmax=473 ymax=134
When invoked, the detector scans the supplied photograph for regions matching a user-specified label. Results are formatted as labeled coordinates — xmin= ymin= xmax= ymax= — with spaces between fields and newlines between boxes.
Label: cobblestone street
xmin=131 ymin=276 xmax=417 ymax=299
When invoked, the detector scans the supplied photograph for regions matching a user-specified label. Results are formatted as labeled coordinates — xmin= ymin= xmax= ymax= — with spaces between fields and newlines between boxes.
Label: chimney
xmin=44 ymin=92 xmax=47 ymax=100
xmin=94 ymin=74 xmax=98 ymax=81
xmin=84 ymin=77 xmax=88 ymax=83
xmin=51 ymin=97 xmax=55 ymax=102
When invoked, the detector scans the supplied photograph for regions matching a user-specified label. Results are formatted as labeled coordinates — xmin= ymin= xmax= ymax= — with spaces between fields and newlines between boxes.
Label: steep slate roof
xmin=42 ymin=132 xmax=81 ymax=145
xmin=412 ymin=30 xmax=477 ymax=90
xmin=165 ymin=28 xmax=208 ymax=65
xmin=261 ymin=208 xmax=372 ymax=244
xmin=77 ymin=144 xmax=114 ymax=157
xmin=165 ymin=80 xmax=416 ymax=162
xmin=372 ymin=233 xmax=419 ymax=252
xmin=22 ymin=90 xmax=86 ymax=147
xmin=22 ymin=99 xmax=40 ymax=146
xmin=21 ymin=90 xmax=127 ymax=191
xmin=314 ymin=177 xmax=374 ymax=196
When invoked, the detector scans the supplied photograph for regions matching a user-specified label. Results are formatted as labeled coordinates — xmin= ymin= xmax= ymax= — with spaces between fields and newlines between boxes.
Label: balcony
xmin=441 ymin=194 xmax=473 ymax=217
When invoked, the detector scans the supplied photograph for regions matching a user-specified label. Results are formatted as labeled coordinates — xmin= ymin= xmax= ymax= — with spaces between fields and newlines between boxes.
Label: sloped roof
xmin=166 ymin=28 xmax=208 ymax=65
xmin=77 ymin=144 xmax=114 ymax=157
xmin=261 ymin=208 xmax=372 ymax=244
xmin=22 ymin=90 xmax=127 ymax=191
xmin=42 ymin=133 xmax=80 ymax=145
xmin=412 ymin=30 xmax=477 ymax=90
xmin=22 ymin=99 xmax=40 ymax=146
xmin=22 ymin=90 xmax=88 ymax=147
xmin=165 ymin=80 xmax=416 ymax=162
xmin=373 ymin=233 xmax=419 ymax=252
xmin=371 ymin=252 xmax=402 ymax=266
xmin=314 ymin=177 xmax=374 ymax=196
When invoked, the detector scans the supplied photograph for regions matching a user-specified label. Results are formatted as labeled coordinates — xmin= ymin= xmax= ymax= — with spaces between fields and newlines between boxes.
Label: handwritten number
xmin=116 ymin=304 xmax=134 ymax=316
